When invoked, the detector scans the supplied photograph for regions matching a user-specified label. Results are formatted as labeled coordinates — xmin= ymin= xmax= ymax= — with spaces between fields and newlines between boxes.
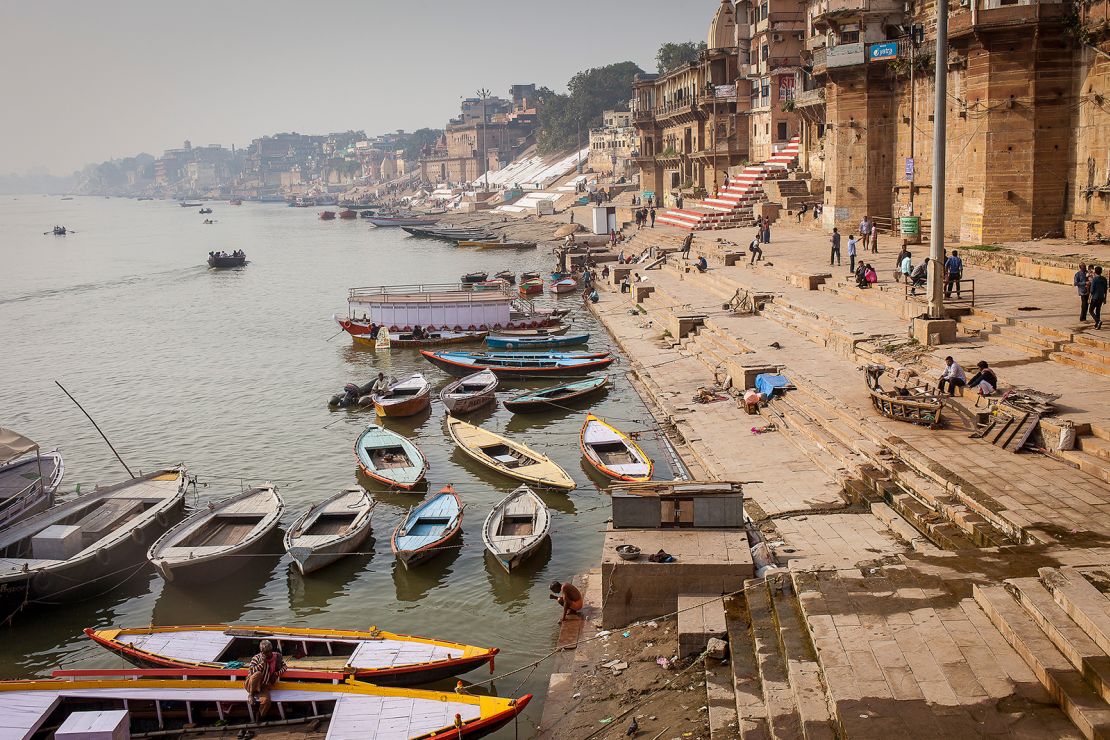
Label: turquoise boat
xmin=503 ymin=376 xmax=609 ymax=413
xmin=391 ymin=485 xmax=463 ymax=567
xmin=353 ymin=424 xmax=428 ymax=490
xmin=485 ymin=332 xmax=590 ymax=350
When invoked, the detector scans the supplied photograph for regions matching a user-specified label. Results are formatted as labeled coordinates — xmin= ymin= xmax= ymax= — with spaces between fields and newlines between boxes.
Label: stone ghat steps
xmin=726 ymin=576 xmax=838 ymax=739
xmin=974 ymin=567 xmax=1110 ymax=739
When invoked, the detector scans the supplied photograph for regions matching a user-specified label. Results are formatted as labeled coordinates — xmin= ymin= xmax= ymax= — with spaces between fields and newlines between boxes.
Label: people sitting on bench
xmin=968 ymin=360 xmax=998 ymax=398
xmin=938 ymin=356 xmax=967 ymax=396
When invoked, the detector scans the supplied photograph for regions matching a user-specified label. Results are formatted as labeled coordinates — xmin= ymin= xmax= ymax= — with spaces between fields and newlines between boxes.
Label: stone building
xmin=632 ymin=0 xmax=749 ymax=206
xmin=790 ymin=0 xmax=1110 ymax=244
xmin=743 ymin=0 xmax=807 ymax=162
xmin=588 ymin=110 xmax=638 ymax=177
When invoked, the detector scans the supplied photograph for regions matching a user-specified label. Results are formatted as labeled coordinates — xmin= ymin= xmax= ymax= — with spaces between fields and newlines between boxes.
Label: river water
xmin=0 ymin=196 xmax=672 ymax=734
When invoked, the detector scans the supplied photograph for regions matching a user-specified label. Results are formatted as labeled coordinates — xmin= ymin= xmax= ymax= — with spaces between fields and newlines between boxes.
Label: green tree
xmin=537 ymin=61 xmax=644 ymax=154
xmin=656 ymin=41 xmax=707 ymax=74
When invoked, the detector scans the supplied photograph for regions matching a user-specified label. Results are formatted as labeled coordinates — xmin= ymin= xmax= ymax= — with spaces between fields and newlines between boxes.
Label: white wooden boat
xmin=440 ymin=369 xmax=498 ymax=415
xmin=0 ymin=674 xmax=532 ymax=739
xmin=148 ymin=486 xmax=284 ymax=583
xmin=580 ymin=414 xmax=653 ymax=481
xmin=482 ymin=485 xmax=550 ymax=573
xmin=374 ymin=373 xmax=432 ymax=417
xmin=446 ymin=417 xmax=575 ymax=490
xmin=85 ymin=624 xmax=498 ymax=685
xmin=391 ymin=486 xmax=463 ymax=568
xmin=0 ymin=468 xmax=186 ymax=610
xmin=284 ymin=489 xmax=374 ymax=575
xmin=0 ymin=427 xmax=64 ymax=530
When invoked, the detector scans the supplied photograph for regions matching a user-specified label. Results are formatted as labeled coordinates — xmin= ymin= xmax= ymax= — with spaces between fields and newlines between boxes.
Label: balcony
xmin=947 ymin=0 xmax=1065 ymax=36
xmin=811 ymin=43 xmax=866 ymax=74
xmin=795 ymin=87 xmax=826 ymax=107
xmin=810 ymin=0 xmax=905 ymax=26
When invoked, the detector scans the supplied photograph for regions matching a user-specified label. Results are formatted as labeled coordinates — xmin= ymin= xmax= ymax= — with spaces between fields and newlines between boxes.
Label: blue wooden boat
xmin=485 ymin=332 xmax=590 ymax=350
xmin=391 ymin=485 xmax=463 ymax=567
xmin=439 ymin=350 xmax=609 ymax=360
xmin=353 ymin=424 xmax=428 ymax=490
xmin=421 ymin=351 xmax=614 ymax=379
xmin=503 ymin=376 xmax=609 ymax=413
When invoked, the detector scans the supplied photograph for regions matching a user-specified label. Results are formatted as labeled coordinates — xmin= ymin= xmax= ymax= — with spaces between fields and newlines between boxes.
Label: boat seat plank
xmin=348 ymin=640 xmax=464 ymax=669
xmin=0 ymin=693 xmax=60 ymax=738
xmin=123 ymin=630 xmax=234 ymax=663
xmin=326 ymin=695 xmax=480 ymax=740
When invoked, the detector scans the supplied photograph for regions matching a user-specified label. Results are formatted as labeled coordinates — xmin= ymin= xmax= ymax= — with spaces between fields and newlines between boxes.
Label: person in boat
xmin=550 ymin=580 xmax=584 ymax=622
xmin=589 ymin=288 xmax=599 ymax=303
xmin=411 ymin=324 xmax=427 ymax=340
xmin=499 ymin=233 xmax=507 ymax=243
xmin=370 ymin=372 xmax=390 ymax=395
xmin=246 ymin=639 xmax=287 ymax=718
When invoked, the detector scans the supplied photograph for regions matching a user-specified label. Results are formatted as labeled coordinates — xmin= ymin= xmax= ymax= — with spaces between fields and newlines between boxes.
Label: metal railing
xmin=903 ymin=278 xmax=976 ymax=306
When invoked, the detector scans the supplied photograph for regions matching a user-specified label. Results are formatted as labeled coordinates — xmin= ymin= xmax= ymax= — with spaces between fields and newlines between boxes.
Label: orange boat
xmin=319 ymin=210 xmax=336 ymax=220
xmin=339 ymin=209 xmax=358 ymax=219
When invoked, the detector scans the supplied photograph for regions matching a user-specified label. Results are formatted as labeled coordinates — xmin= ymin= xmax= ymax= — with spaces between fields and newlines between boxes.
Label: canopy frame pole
xmin=55 ymin=381 xmax=135 ymax=479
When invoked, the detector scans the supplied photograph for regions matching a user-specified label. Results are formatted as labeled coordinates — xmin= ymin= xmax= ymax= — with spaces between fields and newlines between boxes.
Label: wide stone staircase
xmin=657 ymin=137 xmax=801 ymax=232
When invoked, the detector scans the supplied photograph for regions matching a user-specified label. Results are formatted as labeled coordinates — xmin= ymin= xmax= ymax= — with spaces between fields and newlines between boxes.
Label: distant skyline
xmin=0 ymin=1 xmax=714 ymax=174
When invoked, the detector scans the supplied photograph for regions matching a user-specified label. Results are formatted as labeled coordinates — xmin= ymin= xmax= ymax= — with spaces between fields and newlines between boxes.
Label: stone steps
xmin=725 ymin=595 xmax=773 ymax=740
xmin=1056 ymin=447 xmax=1110 ymax=486
xmin=1078 ymin=435 xmax=1110 ymax=462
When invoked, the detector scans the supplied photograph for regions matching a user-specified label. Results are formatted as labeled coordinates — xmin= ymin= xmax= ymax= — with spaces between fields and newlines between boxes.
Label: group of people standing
xmin=1074 ymin=263 xmax=1109 ymax=329
xmin=635 ymin=206 xmax=656 ymax=229
xmin=892 ymin=248 xmax=964 ymax=299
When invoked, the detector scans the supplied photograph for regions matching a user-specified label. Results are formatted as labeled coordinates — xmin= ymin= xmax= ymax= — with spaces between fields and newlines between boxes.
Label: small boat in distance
xmin=180 ymin=201 xmax=202 ymax=207
xmin=503 ymin=376 xmax=609 ymax=413
xmin=319 ymin=210 xmax=336 ymax=220
xmin=338 ymin=209 xmax=358 ymax=219
xmin=440 ymin=369 xmax=498 ymax=415
xmin=284 ymin=488 xmax=374 ymax=575
xmin=391 ymin=485 xmax=463 ymax=568
xmin=198 ymin=207 xmax=213 ymax=214
xmin=486 ymin=332 xmax=590 ymax=350
xmin=354 ymin=424 xmax=428 ymax=490
xmin=0 ymin=428 xmax=64 ymax=530
xmin=473 ymin=279 xmax=508 ymax=291
xmin=207 ymin=250 xmax=246 ymax=268
xmin=461 ymin=272 xmax=489 ymax=284
xmin=495 ymin=324 xmax=570 ymax=337
xmin=366 ymin=215 xmax=440 ymax=227
xmin=446 ymin=418 xmax=575 ymax=490
xmin=228 ymin=198 xmax=242 ymax=205
xmin=494 ymin=270 xmax=516 ymax=284
xmin=483 ymin=485 xmax=550 ymax=573
xmin=580 ymin=414 xmax=653 ymax=482
xmin=373 ymin=373 xmax=432 ymax=417
xmin=84 ymin=624 xmax=499 ymax=685
xmin=519 ymin=277 xmax=543 ymax=295
xmin=351 ymin=329 xmax=487 ymax=349
xmin=550 ymin=277 xmax=578 ymax=294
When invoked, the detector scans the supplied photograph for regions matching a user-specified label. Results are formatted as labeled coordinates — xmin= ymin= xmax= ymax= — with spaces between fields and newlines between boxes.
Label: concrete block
xmin=725 ymin=360 xmax=780 ymax=391
xmin=633 ymin=285 xmax=655 ymax=303
xmin=668 ymin=313 xmax=706 ymax=340
xmin=57 ymin=710 xmax=130 ymax=740
xmin=912 ymin=317 xmax=957 ymax=346
xmin=610 ymin=265 xmax=633 ymax=286
xmin=789 ymin=273 xmax=830 ymax=290
xmin=32 ymin=524 xmax=83 ymax=561
xmin=706 ymin=637 xmax=729 ymax=660
xmin=723 ymin=251 xmax=746 ymax=266
xmin=678 ymin=594 xmax=728 ymax=657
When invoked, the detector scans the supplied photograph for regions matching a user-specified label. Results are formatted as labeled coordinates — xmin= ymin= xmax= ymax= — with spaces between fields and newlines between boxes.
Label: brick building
xmin=588 ymin=110 xmax=638 ymax=177
xmin=743 ymin=0 xmax=807 ymax=162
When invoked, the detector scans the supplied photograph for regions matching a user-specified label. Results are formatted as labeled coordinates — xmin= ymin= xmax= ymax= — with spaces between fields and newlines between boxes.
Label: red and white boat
xmin=550 ymin=277 xmax=578 ymax=294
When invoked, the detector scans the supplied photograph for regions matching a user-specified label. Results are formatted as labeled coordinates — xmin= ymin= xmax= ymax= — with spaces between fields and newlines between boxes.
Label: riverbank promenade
xmin=549 ymin=220 xmax=1110 ymax=739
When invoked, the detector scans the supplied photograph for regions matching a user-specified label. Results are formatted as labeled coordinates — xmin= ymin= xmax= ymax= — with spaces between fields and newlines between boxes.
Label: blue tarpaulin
xmin=755 ymin=373 xmax=791 ymax=397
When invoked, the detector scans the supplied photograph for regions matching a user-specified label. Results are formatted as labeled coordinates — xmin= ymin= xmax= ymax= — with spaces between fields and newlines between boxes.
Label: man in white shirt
xmin=938 ymin=356 xmax=967 ymax=396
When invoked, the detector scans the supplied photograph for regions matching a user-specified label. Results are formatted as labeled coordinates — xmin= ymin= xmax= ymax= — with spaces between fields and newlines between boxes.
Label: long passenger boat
xmin=84 ymin=624 xmax=498 ymax=685
xmin=421 ymin=350 xmax=614 ymax=378
xmin=1 ymin=671 xmax=530 ymax=739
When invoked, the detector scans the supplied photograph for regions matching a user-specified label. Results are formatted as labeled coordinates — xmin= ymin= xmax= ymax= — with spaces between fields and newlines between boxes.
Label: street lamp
xmin=477 ymin=88 xmax=491 ymax=191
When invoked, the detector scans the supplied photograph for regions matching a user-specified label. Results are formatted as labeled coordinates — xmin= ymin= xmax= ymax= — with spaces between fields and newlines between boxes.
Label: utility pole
xmin=577 ymin=117 xmax=583 ymax=174
xmin=908 ymin=33 xmax=916 ymax=216
xmin=477 ymin=88 xmax=491 ymax=191
xmin=927 ymin=0 xmax=948 ymax=319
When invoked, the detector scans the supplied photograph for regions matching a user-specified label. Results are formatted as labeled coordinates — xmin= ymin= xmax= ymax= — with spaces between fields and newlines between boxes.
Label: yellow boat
xmin=580 ymin=414 xmax=654 ymax=482
xmin=0 ymin=674 xmax=530 ymax=739
xmin=457 ymin=240 xmax=536 ymax=249
xmin=85 ymin=623 xmax=498 ymax=686
xmin=446 ymin=417 xmax=576 ymax=490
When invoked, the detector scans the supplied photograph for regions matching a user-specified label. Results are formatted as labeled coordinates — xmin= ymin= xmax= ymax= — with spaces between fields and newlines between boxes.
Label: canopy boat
xmin=482 ymin=485 xmax=550 ymax=573
xmin=207 ymin=250 xmax=246 ymax=268
xmin=338 ymin=209 xmax=358 ymax=219
xmin=84 ymin=624 xmax=498 ymax=685
xmin=391 ymin=485 xmax=463 ymax=568
xmin=284 ymin=488 xmax=374 ymax=575
xmin=421 ymin=350 xmax=614 ymax=379
xmin=351 ymin=328 xmax=487 ymax=349
xmin=495 ymin=324 xmax=571 ymax=337
xmin=0 ymin=468 xmax=186 ymax=609
xmin=446 ymin=418 xmax=575 ymax=490
xmin=354 ymin=424 xmax=428 ymax=490
xmin=373 ymin=373 xmax=432 ymax=417
xmin=865 ymin=364 xmax=944 ymax=428
xmin=580 ymin=414 xmax=653 ymax=482
xmin=461 ymin=272 xmax=489 ymax=284
xmin=486 ymin=332 xmax=590 ymax=350
xmin=550 ymin=277 xmax=578 ymax=294
xmin=198 ymin=207 xmax=213 ymax=214
xmin=472 ymin=279 xmax=508 ymax=291
xmin=368 ymin=215 xmax=442 ymax=227
xmin=0 ymin=673 xmax=530 ymax=739
xmin=147 ymin=485 xmax=284 ymax=583
xmin=0 ymin=427 xmax=64 ymax=530
xmin=519 ymin=277 xmax=544 ymax=295
xmin=440 ymin=369 xmax=498 ymax=415
xmin=319 ymin=210 xmax=336 ymax=220
xmin=503 ymin=376 xmax=609 ymax=413
xmin=494 ymin=270 xmax=516 ymax=284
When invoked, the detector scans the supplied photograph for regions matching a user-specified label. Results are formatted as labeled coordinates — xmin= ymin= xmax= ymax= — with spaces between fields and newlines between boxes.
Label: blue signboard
xmin=869 ymin=42 xmax=898 ymax=62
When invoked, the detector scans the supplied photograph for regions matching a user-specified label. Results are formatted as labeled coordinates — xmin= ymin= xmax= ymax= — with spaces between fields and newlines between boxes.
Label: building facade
xmin=744 ymin=0 xmax=806 ymax=162
xmin=588 ymin=110 xmax=638 ymax=177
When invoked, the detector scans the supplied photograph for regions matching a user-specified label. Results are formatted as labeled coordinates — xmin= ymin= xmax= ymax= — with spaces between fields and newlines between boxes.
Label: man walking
xmin=847 ymin=233 xmax=858 ymax=273
xmin=944 ymin=250 xmax=963 ymax=298
xmin=829 ymin=228 xmax=841 ymax=266
xmin=681 ymin=231 xmax=693 ymax=260
xmin=1092 ymin=265 xmax=1107 ymax=330
xmin=1076 ymin=262 xmax=1090 ymax=322
xmin=649 ymin=207 xmax=656 ymax=228
xmin=749 ymin=230 xmax=763 ymax=265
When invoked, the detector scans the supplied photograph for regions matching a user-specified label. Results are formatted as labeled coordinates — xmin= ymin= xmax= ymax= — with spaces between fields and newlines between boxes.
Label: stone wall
xmin=1069 ymin=32 xmax=1110 ymax=240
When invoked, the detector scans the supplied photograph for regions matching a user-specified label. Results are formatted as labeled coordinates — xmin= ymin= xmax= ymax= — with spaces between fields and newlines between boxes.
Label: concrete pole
xmin=928 ymin=0 xmax=948 ymax=319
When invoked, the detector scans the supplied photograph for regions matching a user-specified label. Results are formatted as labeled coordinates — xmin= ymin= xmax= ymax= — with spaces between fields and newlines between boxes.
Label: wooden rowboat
xmin=580 ymin=414 xmax=653 ymax=482
xmin=440 ymin=369 xmax=498 ymax=415
xmin=422 ymin=350 xmax=613 ymax=379
xmin=482 ymin=485 xmax=550 ymax=573
xmin=374 ymin=372 xmax=432 ymax=417
xmin=446 ymin=417 xmax=575 ymax=490
xmin=354 ymin=424 xmax=428 ymax=490
xmin=284 ymin=488 xmax=374 ymax=575
xmin=392 ymin=485 xmax=463 ymax=568
xmin=85 ymin=623 xmax=498 ymax=685
xmin=865 ymin=364 xmax=944 ymax=428
xmin=550 ymin=277 xmax=578 ymax=294
xmin=495 ymin=324 xmax=571 ymax=337
xmin=503 ymin=376 xmax=609 ymax=413
xmin=456 ymin=240 xmax=536 ymax=249
xmin=147 ymin=486 xmax=284 ymax=583
xmin=519 ymin=277 xmax=543 ymax=295
xmin=0 ymin=673 xmax=530 ymax=739
xmin=486 ymin=332 xmax=590 ymax=350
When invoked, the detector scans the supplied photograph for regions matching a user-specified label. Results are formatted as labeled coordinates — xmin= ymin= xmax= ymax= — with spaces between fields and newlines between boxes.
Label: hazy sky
xmin=1 ymin=1 xmax=713 ymax=174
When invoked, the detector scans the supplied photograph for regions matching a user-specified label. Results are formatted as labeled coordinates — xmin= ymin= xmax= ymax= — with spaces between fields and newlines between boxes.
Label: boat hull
xmin=354 ymin=425 xmax=428 ymax=490
xmin=391 ymin=488 xmax=463 ymax=568
xmin=207 ymin=255 xmax=246 ymax=268
xmin=288 ymin=527 xmax=372 ymax=575
xmin=154 ymin=520 xmax=279 ymax=583
xmin=353 ymin=330 xmax=486 ymax=349
xmin=503 ymin=376 xmax=609 ymax=413
xmin=374 ymin=392 xmax=431 ymax=418
xmin=486 ymin=332 xmax=590 ymax=350
xmin=580 ymin=415 xmax=654 ymax=482
xmin=422 ymin=351 xmax=613 ymax=379
xmin=440 ymin=371 xmax=498 ymax=416
xmin=285 ymin=490 xmax=374 ymax=576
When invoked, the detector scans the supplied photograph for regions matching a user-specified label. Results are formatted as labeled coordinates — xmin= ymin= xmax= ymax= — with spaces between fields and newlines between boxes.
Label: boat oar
xmin=55 ymin=380 xmax=135 ymax=479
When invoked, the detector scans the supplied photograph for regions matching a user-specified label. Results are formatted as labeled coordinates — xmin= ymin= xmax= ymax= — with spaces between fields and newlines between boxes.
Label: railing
xmin=348 ymin=282 xmax=514 ymax=301
xmin=903 ymin=278 xmax=976 ymax=307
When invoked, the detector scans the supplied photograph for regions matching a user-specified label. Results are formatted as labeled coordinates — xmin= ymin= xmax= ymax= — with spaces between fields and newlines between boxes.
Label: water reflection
xmin=286 ymin=539 xmax=375 ymax=616
xmin=482 ymin=538 xmax=552 ymax=610
xmin=391 ymin=534 xmax=464 ymax=603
